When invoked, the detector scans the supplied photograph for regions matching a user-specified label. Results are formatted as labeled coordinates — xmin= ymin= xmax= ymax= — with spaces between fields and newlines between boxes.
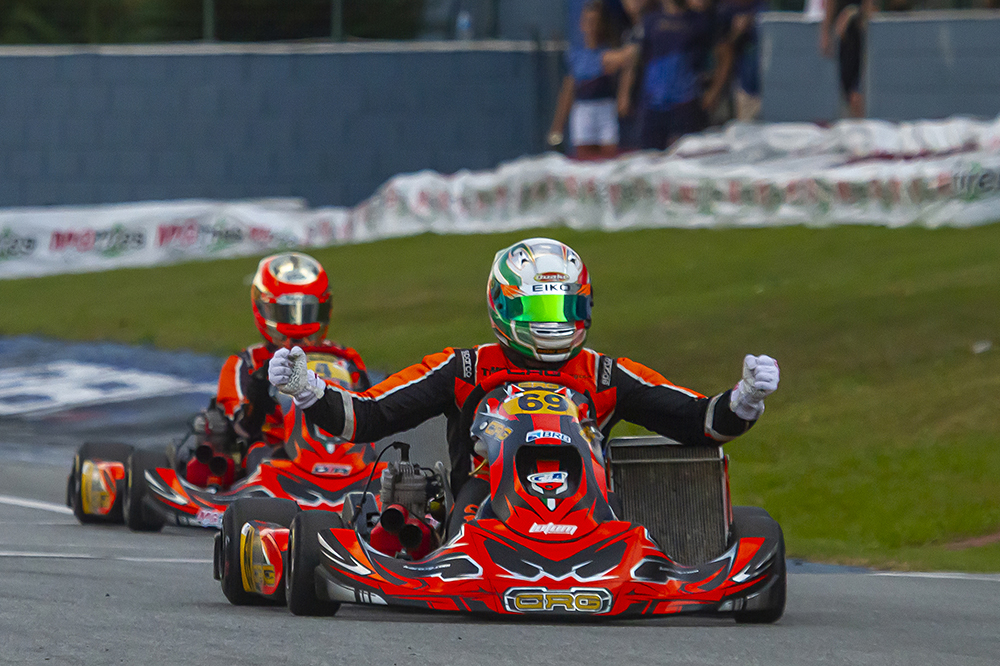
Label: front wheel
xmin=219 ymin=498 xmax=300 ymax=606
xmin=286 ymin=510 xmax=343 ymax=616
xmin=123 ymin=449 xmax=169 ymax=532
xmin=68 ymin=441 xmax=134 ymax=524
xmin=731 ymin=506 xmax=786 ymax=624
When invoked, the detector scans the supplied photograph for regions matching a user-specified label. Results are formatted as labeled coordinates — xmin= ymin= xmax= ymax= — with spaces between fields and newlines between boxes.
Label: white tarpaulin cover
xmin=2 ymin=116 xmax=998 ymax=279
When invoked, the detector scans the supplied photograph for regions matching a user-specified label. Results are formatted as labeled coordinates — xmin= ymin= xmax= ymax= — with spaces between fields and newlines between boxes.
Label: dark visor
xmin=256 ymin=294 xmax=330 ymax=325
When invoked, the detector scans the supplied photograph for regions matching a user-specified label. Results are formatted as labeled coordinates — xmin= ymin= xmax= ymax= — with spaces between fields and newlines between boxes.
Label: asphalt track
xmin=2 ymin=459 xmax=999 ymax=666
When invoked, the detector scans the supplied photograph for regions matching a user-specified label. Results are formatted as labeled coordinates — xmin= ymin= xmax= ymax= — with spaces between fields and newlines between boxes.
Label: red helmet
xmin=251 ymin=253 xmax=331 ymax=346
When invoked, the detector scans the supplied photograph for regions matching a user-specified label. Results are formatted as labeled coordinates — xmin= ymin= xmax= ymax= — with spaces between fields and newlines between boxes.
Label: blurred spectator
xmin=549 ymin=1 xmax=621 ymax=159
xmin=628 ymin=0 xmax=718 ymax=150
xmin=707 ymin=0 xmax=767 ymax=121
xmin=616 ymin=0 xmax=657 ymax=151
xmin=820 ymin=0 xmax=875 ymax=118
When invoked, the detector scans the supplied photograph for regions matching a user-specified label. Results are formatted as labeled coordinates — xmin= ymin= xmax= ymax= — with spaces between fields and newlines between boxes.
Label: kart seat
xmin=474 ymin=498 xmax=498 ymax=521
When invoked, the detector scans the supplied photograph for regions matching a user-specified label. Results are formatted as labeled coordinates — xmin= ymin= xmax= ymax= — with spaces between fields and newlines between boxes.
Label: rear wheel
xmin=68 ymin=441 xmax=134 ymax=524
xmin=731 ymin=506 xmax=786 ymax=624
xmin=123 ymin=449 xmax=169 ymax=532
xmin=219 ymin=498 xmax=300 ymax=606
xmin=287 ymin=510 xmax=343 ymax=616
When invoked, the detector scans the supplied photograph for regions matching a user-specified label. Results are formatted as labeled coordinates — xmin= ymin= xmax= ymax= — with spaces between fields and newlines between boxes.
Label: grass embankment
xmin=3 ymin=226 xmax=999 ymax=571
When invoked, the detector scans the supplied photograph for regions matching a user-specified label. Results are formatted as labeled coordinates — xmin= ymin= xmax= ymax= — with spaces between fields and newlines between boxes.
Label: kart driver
xmin=179 ymin=252 xmax=370 ymax=485
xmin=267 ymin=238 xmax=778 ymax=533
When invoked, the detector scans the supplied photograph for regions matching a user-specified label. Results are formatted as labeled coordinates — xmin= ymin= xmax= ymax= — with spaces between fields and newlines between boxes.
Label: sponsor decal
xmin=482 ymin=420 xmax=513 ymax=442
xmin=459 ymin=349 xmax=473 ymax=380
xmin=600 ymin=356 xmax=613 ymax=388
xmin=156 ymin=218 xmax=281 ymax=253
xmin=49 ymin=225 xmax=145 ymax=257
xmin=954 ymin=164 xmax=1000 ymax=200
xmin=0 ymin=228 xmax=37 ymax=260
xmin=525 ymin=429 xmax=572 ymax=444
xmin=503 ymin=587 xmax=613 ymax=613
xmin=529 ymin=522 xmax=578 ymax=536
xmin=311 ymin=463 xmax=353 ymax=477
xmin=195 ymin=508 xmax=224 ymax=528
xmin=535 ymin=271 xmax=569 ymax=283
xmin=530 ymin=283 xmax=572 ymax=293
xmin=527 ymin=471 xmax=569 ymax=496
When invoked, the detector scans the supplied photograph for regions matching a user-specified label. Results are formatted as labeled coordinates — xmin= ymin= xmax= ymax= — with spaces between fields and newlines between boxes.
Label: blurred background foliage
xmin=0 ymin=0 xmax=425 ymax=44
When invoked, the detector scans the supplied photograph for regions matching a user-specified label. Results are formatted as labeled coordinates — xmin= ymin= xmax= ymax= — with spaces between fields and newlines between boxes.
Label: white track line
xmin=0 ymin=551 xmax=211 ymax=564
xmin=0 ymin=551 xmax=95 ymax=559
xmin=870 ymin=572 xmax=1000 ymax=582
xmin=0 ymin=494 xmax=73 ymax=515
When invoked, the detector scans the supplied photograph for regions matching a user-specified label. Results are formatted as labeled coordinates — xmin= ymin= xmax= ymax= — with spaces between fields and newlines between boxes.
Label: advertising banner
xmin=2 ymin=116 xmax=998 ymax=279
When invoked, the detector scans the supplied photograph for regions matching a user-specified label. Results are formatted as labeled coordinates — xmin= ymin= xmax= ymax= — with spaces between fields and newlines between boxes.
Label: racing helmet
xmin=487 ymin=238 xmax=592 ymax=363
xmin=251 ymin=252 xmax=331 ymax=346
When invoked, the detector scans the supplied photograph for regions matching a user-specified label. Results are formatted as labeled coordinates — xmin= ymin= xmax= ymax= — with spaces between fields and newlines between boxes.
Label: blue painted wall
xmin=867 ymin=14 xmax=1000 ymax=121
xmin=0 ymin=43 xmax=562 ymax=208
xmin=760 ymin=12 xmax=1000 ymax=124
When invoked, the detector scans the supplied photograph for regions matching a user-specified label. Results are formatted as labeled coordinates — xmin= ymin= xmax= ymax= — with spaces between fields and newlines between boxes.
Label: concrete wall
xmin=759 ymin=15 xmax=841 ymax=123
xmin=760 ymin=11 xmax=1000 ymax=123
xmin=0 ymin=42 xmax=562 ymax=209
xmin=421 ymin=0 xmax=567 ymax=40
xmin=867 ymin=12 xmax=1000 ymax=121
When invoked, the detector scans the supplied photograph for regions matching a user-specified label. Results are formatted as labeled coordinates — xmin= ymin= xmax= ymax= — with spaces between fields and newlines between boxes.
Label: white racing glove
xmin=268 ymin=346 xmax=326 ymax=409
xmin=729 ymin=354 xmax=780 ymax=421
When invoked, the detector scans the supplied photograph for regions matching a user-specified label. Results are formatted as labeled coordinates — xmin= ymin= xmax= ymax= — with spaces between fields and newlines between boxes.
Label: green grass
xmin=4 ymin=225 xmax=1000 ymax=571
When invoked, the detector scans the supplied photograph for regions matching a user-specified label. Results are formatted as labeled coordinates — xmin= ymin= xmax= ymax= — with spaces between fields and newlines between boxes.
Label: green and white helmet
xmin=487 ymin=238 xmax=592 ymax=363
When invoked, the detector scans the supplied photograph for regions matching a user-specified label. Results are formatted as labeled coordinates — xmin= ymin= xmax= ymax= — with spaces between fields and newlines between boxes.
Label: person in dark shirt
xmin=616 ymin=0 xmax=657 ymax=151
xmin=706 ymin=0 xmax=767 ymax=121
xmin=632 ymin=0 xmax=717 ymax=149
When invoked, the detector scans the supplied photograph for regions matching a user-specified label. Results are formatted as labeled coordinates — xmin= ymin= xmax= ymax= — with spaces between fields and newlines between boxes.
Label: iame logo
xmin=0 ymin=228 xmax=36 ymax=260
xmin=503 ymin=587 xmax=612 ymax=613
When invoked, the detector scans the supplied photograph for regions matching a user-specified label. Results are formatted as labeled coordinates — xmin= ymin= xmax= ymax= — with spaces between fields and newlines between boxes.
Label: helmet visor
xmin=501 ymin=294 xmax=591 ymax=323
xmin=256 ymin=294 xmax=331 ymax=326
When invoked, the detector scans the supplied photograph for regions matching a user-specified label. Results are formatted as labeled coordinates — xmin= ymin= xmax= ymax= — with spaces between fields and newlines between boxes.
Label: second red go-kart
xmin=218 ymin=382 xmax=786 ymax=622
xmin=66 ymin=350 xmax=388 ymax=532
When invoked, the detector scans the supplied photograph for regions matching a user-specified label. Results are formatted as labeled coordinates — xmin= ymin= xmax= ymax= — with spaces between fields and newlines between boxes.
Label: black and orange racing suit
xmin=302 ymin=343 xmax=756 ymax=524
xmin=217 ymin=341 xmax=370 ymax=469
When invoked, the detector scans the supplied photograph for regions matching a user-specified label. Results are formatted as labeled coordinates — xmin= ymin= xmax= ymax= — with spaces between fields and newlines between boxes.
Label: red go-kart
xmin=218 ymin=382 xmax=786 ymax=622
xmin=66 ymin=351 xmax=385 ymax=531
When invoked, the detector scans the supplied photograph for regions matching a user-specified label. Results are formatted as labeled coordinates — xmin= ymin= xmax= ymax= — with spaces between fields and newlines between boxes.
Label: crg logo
xmin=504 ymin=587 xmax=613 ymax=613
xmin=529 ymin=522 xmax=577 ymax=536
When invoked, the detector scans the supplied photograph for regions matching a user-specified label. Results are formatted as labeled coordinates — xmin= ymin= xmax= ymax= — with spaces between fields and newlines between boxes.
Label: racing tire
xmin=220 ymin=498 xmax=301 ymax=606
xmin=69 ymin=441 xmax=135 ymax=525
xmin=286 ymin=510 xmax=343 ymax=617
xmin=123 ymin=449 xmax=169 ymax=532
xmin=730 ymin=506 xmax=786 ymax=625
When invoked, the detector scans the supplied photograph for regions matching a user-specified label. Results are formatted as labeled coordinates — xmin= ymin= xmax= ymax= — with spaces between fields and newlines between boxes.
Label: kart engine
xmin=369 ymin=443 xmax=441 ymax=560
xmin=174 ymin=400 xmax=239 ymax=487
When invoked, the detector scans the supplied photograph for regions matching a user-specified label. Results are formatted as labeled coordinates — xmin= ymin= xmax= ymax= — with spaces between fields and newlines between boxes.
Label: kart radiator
xmin=608 ymin=436 xmax=728 ymax=566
